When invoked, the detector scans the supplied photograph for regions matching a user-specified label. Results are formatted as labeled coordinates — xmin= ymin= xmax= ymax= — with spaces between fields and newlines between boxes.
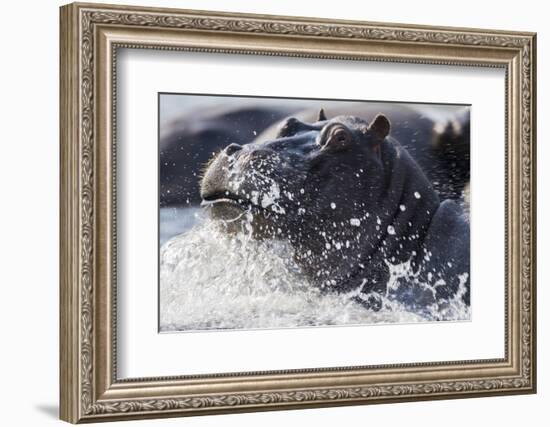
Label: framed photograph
xmin=60 ymin=2 xmax=537 ymax=423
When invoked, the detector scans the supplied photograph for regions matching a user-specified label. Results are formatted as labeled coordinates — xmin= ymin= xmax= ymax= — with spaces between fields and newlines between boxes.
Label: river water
xmin=159 ymin=207 xmax=470 ymax=332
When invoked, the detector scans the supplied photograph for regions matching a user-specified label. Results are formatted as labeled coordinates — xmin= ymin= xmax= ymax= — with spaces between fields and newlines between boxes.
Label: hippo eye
xmin=319 ymin=123 xmax=352 ymax=150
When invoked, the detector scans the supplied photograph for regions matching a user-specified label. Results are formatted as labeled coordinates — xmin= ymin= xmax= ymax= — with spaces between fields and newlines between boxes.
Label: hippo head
xmin=200 ymin=109 xmax=440 ymax=291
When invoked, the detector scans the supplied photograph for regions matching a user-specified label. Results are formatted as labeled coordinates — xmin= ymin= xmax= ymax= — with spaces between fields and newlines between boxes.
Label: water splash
xmin=159 ymin=216 xmax=470 ymax=332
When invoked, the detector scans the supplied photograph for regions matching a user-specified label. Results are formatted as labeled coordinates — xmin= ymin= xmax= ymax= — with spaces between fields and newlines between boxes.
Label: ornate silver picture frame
xmin=60 ymin=2 xmax=536 ymax=423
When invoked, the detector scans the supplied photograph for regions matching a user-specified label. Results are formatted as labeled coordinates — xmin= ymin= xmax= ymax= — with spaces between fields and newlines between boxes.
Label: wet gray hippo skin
xmin=200 ymin=110 xmax=470 ymax=311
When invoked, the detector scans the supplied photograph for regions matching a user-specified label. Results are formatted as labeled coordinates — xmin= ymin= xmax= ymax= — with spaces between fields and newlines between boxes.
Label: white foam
xmin=159 ymin=217 xmax=470 ymax=332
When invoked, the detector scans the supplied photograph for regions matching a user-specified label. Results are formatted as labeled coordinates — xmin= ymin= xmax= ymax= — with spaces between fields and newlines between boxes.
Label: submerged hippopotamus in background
xmin=161 ymin=102 xmax=470 ymax=206
xmin=200 ymin=109 xmax=470 ymax=312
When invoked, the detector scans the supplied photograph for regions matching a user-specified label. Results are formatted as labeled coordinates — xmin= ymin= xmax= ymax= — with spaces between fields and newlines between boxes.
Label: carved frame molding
xmin=60 ymin=2 xmax=536 ymax=423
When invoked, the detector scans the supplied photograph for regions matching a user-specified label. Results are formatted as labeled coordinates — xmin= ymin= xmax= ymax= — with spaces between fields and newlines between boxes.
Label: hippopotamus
xmin=200 ymin=109 xmax=470 ymax=312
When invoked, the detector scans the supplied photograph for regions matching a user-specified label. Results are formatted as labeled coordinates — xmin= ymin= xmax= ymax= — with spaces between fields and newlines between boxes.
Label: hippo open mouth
xmin=201 ymin=191 xmax=249 ymax=208
xmin=200 ymin=183 xmax=287 ymax=235
xmin=200 ymin=190 xmax=253 ymax=226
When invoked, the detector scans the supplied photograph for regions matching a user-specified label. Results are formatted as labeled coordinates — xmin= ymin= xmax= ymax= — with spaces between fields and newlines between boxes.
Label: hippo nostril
xmin=224 ymin=143 xmax=243 ymax=156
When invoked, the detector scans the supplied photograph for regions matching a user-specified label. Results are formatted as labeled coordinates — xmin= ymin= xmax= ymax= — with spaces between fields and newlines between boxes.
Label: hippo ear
xmin=369 ymin=114 xmax=391 ymax=140
xmin=317 ymin=108 xmax=327 ymax=121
